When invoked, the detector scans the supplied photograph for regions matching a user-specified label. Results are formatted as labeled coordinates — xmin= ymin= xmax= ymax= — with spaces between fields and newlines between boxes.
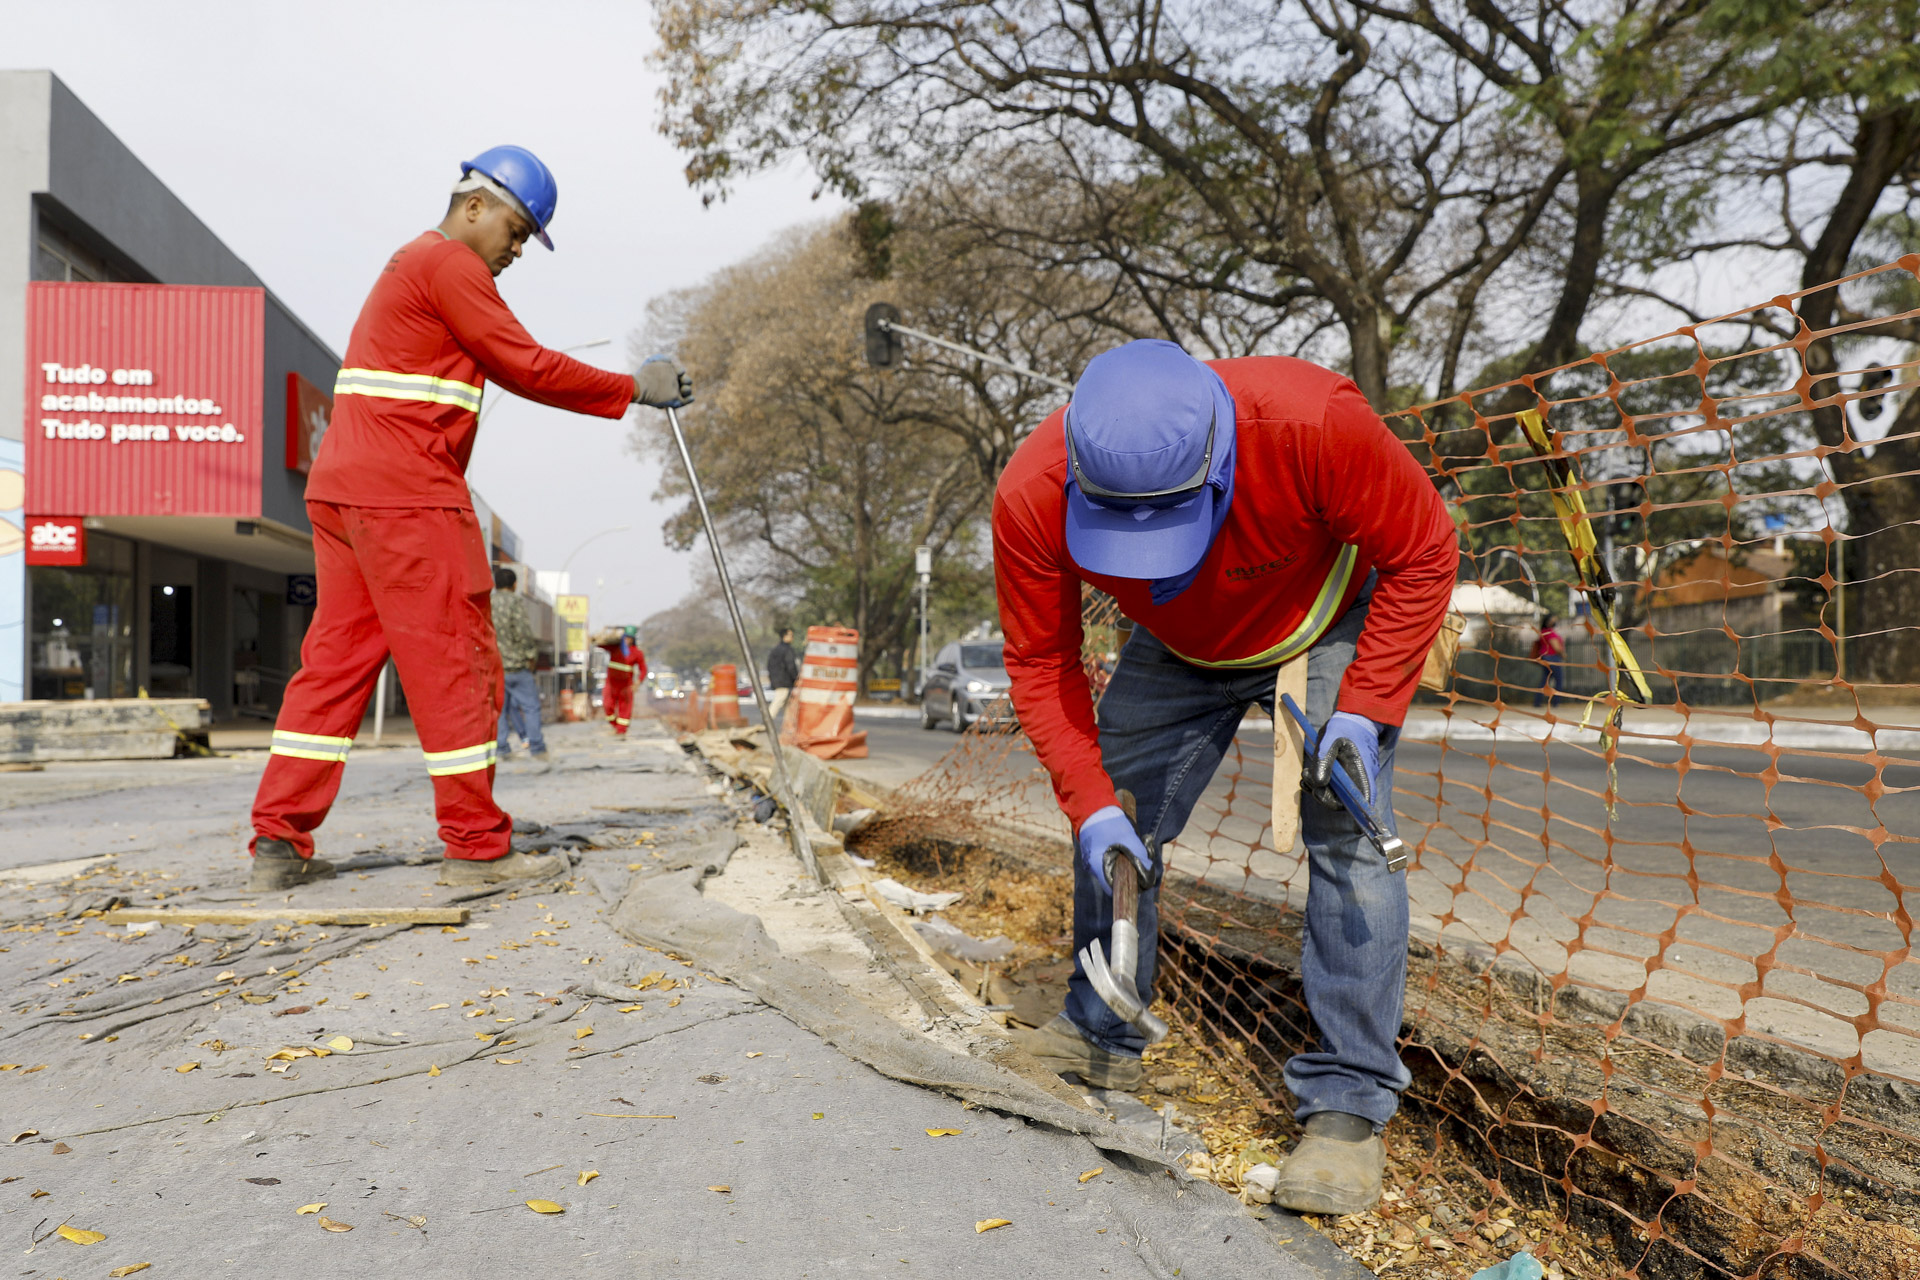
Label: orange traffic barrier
xmin=710 ymin=663 xmax=743 ymax=726
xmin=783 ymin=625 xmax=867 ymax=759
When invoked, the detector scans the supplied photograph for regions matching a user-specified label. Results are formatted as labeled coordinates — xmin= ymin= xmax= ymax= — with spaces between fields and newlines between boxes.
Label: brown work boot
xmin=249 ymin=838 xmax=336 ymax=892
xmin=1011 ymin=1014 xmax=1144 ymax=1090
xmin=435 ymin=849 xmax=565 ymax=886
xmin=1271 ymin=1111 xmax=1385 ymax=1215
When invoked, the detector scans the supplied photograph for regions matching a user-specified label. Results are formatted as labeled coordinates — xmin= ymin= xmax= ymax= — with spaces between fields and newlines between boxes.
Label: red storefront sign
xmin=24 ymin=516 xmax=86 ymax=566
xmin=24 ymin=282 xmax=265 ymax=516
xmin=285 ymin=371 xmax=332 ymax=476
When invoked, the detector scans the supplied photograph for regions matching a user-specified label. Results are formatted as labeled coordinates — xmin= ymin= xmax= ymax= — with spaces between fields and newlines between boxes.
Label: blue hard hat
xmin=461 ymin=145 xmax=558 ymax=250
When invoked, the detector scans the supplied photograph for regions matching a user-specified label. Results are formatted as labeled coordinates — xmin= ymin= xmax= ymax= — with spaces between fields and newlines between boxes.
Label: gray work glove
xmin=634 ymin=354 xmax=694 ymax=408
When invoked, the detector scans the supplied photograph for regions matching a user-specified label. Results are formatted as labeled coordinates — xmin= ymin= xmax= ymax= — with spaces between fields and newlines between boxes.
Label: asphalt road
xmin=844 ymin=717 xmax=1920 ymax=1074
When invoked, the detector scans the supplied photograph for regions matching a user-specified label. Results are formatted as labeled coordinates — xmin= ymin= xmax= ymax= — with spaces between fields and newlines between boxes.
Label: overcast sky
xmin=8 ymin=0 xmax=836 ymax=629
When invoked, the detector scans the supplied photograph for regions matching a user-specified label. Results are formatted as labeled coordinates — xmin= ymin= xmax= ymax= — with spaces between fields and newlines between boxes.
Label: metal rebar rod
xmin=878 ymin=319 xmax=1075 ymax=393
xmin=662 ymin=405 xmax=821 ymax=883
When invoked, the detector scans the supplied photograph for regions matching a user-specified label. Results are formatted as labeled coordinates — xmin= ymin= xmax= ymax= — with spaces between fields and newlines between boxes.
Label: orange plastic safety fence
xmin=870 ymin=259 xmax=1920 ymax=1280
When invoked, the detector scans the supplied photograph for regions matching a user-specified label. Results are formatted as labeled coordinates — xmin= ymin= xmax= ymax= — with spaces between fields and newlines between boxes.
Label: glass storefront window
xmin=30 ymin=532 xmax=135 ymax=701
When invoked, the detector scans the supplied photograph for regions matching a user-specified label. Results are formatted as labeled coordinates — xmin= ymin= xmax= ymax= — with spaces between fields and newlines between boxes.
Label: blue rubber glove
xmin=1077 ymin=805 xmax=1153 ymax=895
xmin=1307 ymin=710 xmax=1386 ymax=809
xmin=634 ymin=354 xmax=694 ymax=408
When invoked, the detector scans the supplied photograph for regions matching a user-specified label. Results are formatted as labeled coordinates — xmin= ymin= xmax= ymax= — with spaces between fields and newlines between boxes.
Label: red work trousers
xmin=252 ymin=502 xmax=511 ymax=861
xmin=604 ymin=675 xmax=634 ymax=735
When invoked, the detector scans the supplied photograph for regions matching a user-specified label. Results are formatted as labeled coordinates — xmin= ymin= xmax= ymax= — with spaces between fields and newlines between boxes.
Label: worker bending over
xmin=250 ymin=146 xmax=692 ymax=892
xmin=595 ymin=627 xmax=647 ymax=736
xmin=995 ymin=340 xmax=1455 ymax=1214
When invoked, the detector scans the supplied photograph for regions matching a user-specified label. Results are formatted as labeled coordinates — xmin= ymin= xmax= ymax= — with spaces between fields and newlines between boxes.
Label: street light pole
xmin=914 ymin=544 xmax=932 ymax=694
xmin=553 ymin=523 xmax=632 ymax=697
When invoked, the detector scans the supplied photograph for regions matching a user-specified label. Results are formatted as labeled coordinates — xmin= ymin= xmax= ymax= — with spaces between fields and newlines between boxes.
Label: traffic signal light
xmin=1606 ymin=481 xmax=1645 ymax=541
xmin=864 ymin=302 xmax=905 ymax=370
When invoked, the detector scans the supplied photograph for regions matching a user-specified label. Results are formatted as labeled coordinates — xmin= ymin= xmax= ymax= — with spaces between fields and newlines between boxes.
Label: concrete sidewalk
xmin=0 ymin=719 xmax=1356 ymax=1278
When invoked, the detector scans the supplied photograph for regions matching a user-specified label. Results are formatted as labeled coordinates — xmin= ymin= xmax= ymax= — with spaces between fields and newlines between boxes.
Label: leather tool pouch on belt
xmin=1419 ymin=611 xmax=1467 ymax=693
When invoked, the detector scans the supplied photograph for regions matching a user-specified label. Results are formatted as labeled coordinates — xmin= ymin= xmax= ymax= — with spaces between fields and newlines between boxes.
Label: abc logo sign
xmin=25 ymin=517 xmax=85 ymax=566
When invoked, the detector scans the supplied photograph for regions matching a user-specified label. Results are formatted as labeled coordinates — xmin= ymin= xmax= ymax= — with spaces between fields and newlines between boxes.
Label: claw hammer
xmin=1076 ymin=790 xmax=1170 ymax=1044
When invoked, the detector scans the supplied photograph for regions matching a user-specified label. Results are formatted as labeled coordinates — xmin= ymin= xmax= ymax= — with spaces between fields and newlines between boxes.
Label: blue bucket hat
xmin=1063 ymin=340 xmax=1236 ymax=581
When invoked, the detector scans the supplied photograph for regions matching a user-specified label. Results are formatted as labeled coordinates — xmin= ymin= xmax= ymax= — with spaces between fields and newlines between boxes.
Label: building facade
xmin=1 ymin=71 xmax=341 ymax=718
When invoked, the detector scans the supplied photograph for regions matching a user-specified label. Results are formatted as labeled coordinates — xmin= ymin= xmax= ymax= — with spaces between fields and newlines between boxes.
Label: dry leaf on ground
xmin=56 ymin=1224 xmax=106 ymax=1245
xmin=525 ymin=1199 xmax=565 ymax=1214
xmin=494 ymin=1058 xmax=521 ymax=1065
xmin=317 ymin=1216 xmax=353 ymax=1232
xmin=578 ymin=1171 xmax=599 ymax=1186
xmin=575 ymin=1026 xmax=593 ymax=1039
xmin=975 ymin=1219 xmax=1012 ymax=1233
xmin=8 ymin=1129 xmax=36 ymax=1143
xmin=109 ymin=1264 xmax=152 ymax=1276
xmin=427 ymin=1064 xmax=441 ymax=1077
xmin=1079 ymin=1168 xmax=1104 ymax=1183
xmin=708 ymin=1185 xmax=731 ymax=1193
xmin=297 ymin=1202 xmax=327 ymax=1215
xmin=925 ymin=1129 xmax=963 ymax=1137
xmin=325 ymin=1036 xmax=353 ymax=1053
xmin=50 ymin=1143 xmax=71 ymax=1155
xmin=175 ymin=1062 xmax=199 ymax=1073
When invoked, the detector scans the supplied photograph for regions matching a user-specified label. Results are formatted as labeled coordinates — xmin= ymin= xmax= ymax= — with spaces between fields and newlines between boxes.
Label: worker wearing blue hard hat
xmin=250 ymin=145 xmax=692 ymax=893
xmin=993 ymin=339 xmax=1458 ymax=1215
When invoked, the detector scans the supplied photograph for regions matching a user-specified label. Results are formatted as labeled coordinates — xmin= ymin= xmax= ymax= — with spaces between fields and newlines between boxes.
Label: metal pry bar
xmin=1279 ymin=693 xmax=1408 ymax=873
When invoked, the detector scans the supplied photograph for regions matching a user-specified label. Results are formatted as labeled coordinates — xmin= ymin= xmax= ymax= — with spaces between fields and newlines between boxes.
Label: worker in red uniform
xmin=596 ymin=627 xmax=647 ymax=736
xmin=994 ymin=340 xmax=1455 ymax=1214
xmin=249 ymin=146 xmax=693 ymax=892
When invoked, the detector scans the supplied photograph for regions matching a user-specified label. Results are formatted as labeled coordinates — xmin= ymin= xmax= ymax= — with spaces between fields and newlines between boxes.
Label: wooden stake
xmin=1271 ymin=653 xmax=1309 ymax=853
xmin=103 ymin=907 xmax=469 ymax=927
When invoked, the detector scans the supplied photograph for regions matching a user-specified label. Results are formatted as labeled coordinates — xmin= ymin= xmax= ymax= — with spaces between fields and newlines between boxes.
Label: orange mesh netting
xmin=860 ymin=259 xmax=1920 ymax=1279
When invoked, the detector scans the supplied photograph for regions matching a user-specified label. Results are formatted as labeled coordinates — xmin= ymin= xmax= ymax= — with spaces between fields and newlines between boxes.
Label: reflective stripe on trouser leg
xmin=422 ymin=741 xmax=498 ymax=775
xmin=251 ymin=503 xmax=392 ymax=858
xmin=606 ymin=677 xmax=632 ymax=734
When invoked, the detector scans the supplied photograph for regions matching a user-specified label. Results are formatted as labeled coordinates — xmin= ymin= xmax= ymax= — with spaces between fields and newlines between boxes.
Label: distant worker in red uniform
xmin=249 ymin=146 xmax=693 ymax=892
xmin=595 ymin=627 xmax=647 ymax=736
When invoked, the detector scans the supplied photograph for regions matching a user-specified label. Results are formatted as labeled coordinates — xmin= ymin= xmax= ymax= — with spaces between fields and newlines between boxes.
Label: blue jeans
xmin=497 ymin=668 xmax=547 ymax=755
xmin=1065 ymin=594 xmax=1412 ymax=1128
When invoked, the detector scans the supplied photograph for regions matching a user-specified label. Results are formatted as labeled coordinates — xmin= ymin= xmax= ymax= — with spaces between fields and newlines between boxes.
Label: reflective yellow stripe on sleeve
xmin=420 ymin=741 xmax=498 ymax=777
xmin=1163 ymin=545 xmax=1359 ymax=670
xmin=270 ymin=729 xmax=353 ymax=763
xmin=334 ymin=368 xmax=484 ymax=413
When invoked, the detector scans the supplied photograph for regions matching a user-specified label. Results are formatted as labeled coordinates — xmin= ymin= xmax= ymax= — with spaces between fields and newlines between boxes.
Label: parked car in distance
xmin=920 ymin=640 xmax=1014 ymax=732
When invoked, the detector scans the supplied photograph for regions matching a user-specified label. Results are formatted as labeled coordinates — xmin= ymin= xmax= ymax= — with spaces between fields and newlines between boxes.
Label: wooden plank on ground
xmin=103 ymin=906 xmax=469 ymax=927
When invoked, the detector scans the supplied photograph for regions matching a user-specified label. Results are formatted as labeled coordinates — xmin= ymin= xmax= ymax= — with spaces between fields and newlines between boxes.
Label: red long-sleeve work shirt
xmin=306 ymin=231 xmax=635 ymax=508
xmin=597 ymin=638 xmax=648 ymax=683
xmin=992 ymin=355 xmax=1458 ymax=828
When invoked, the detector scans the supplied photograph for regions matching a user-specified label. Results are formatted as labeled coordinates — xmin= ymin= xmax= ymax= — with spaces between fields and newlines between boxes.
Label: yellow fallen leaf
xmin=975 ymin=1218 xmax=1012 ymax=1234
xmin=925 ymin=1128 xmax=962 ymax=1137
xmin=297 ymin=1203 xmax=327 ymax=1215
xmin=176 ymin=1062 xmax=200 ymax=1073
xmin=525 ymin=1199 xmax=565 ymax=1214
xmin=10 ymin=1129 xmax=37 ymax=1142
xmin=427 ymin=1064 xmax=441 ymax=1077
xmin=495 ymin=1058 xmax=522 ymax=1065
xmin=707 ymin=1185 xmax=731 ymax=1193
xmin=351 ymin=992 xmax=370 ymax=1000
xmin=618 ymin=1004 xmax=643 ymax=1013
xmin=428 ymin=1003 xmax=450 ymax=1010
xmin=745 ymin=1051 xmax=762 ymax=1058
xmin=317 ymin=1216 xmax=353 ymax=1232
xmin=1079 ymin=1167 xmax=1104 ymax=1183
xmin=668 ymin=996 xmax=682 ymax=1007
xmin=110 ymin=1265 xmax=152 ymax=1277
xmin=56 ymin=1224 xmax=106 ymax=1245
xmin=812 ymin=1113 xmax=824 ymax=1120
xmin=0 ymin=1064 xmax=19 ymax=1072
xmin=216 ymin=970 xmax=236 ymax=981
xmin=627 ymin=862 xmax=643 ymax=870
xmin=575 ymin=1026 xmax=594 ymax=1040
xmin=578 ymin=1171 xmax=599 ymax=1186
xmin=326 ymin=1036 xmax=353 ymax=1053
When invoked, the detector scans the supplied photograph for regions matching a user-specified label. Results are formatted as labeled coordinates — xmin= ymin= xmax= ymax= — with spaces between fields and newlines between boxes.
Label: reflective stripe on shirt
xmin=334 ymin=368 xmax=484 ymax=413
xmin=1163 ymin=545 xmax=1359 ymax=670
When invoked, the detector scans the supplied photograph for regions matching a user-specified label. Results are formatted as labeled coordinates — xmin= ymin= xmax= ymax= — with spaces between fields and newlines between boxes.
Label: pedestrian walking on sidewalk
xmin=596 ymin=627 xmax=647 ymax=736
xmin=491 ymin=566 xmax=549 ymax=767
xmin=766 ymin=626 xmax=799 ymax=728
xmin=248 ymin=145 xmax=694 ymax=893
xmin=993 ymin=340 xmax=1456 ymax=1216
xmin=1533 ymin=613 xmax=1565 ymax=707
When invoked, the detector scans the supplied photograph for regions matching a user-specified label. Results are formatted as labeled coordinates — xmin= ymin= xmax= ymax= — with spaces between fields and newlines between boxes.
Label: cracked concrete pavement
xmin=1 ymin=717 xmax=1359 ymax=1278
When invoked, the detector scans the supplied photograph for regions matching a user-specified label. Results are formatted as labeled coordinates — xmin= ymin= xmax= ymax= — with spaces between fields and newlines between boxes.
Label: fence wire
xmin=863 ymin=258 xmax=1920 ymax=1279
